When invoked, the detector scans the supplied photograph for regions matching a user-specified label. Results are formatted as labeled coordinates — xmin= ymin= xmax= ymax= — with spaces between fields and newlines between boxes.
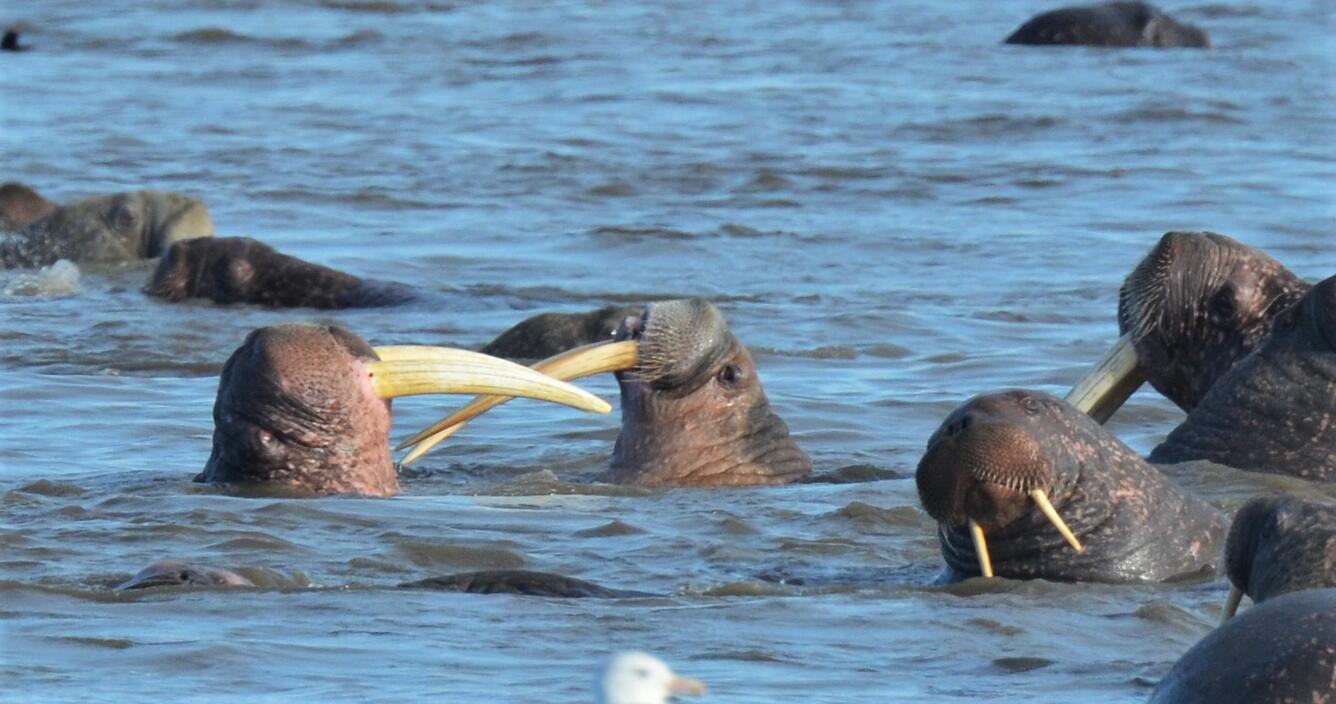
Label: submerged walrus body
xmin=1148 ymin=588 xmax=1336 ymax=704
xmin=146 ymin=236 xmax=415 ymax=309
xmin=1150 ymin=275 xmax=1336 ymax=481
xmin=1005 ymin=2 xmax=1209 ymax=48
xmin=916 ymin=390 xmax=1225 ymax=583
xmin=1220 ymin=494 xmax=1336 ymax=619
xmin=0 ymin=189 xmax=214 ymax=268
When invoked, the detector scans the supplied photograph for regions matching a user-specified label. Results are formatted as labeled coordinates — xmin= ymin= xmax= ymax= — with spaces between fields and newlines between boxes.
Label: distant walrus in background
xmin=1147 ymin=588 xmax=1336 ymax=704
xmin=1005 ymin=2 xmax=1209 ymax=48
xmin=1150 ymin=275 xmax=1336 ymax=481
xmin=1219 ymin=494 xmax=1336 ymax=621
xmin=1 ymin=189 xmax=215 ymax=268
xmin=0 ymin=182 xmax=56 ymax=231
xmin=115 ymin=560 xmax=255 ymax=590
xmin=1 ymin=30 xmax=28 ymax=52
xmin=916 ymin=390 xmax=1226 ymax=583
xmin=398 ymin=299 xmax=813 ymax=487
xmin=146 ymin=236 xmax=415 ymax=309
xmin=196 ymin=323 xmax=609 ymax=497
xmin=480 ymin=305 xmax=642 ymax=360
xmin=1069 ymin=232 xmax=1311 ymax=423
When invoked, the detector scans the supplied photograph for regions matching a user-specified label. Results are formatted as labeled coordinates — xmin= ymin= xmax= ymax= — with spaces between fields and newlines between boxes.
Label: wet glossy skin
xmin=0 ymin=189 xmax=214 ymax=268
xmin=1148 ymin=588 xmax=1336 ymax=704
xmin=1151 ymin=275 xmax=1336 ymax=480
xmin=1225 ymin=494 xmax=1336 ymax=605
xmin=115 ymin=560 xmax=254 ymax=590
xmin=1005 ymin=2 xmax=1209 ymax=48
xmin=1118 ymin=231 xmax=1310 ymax=412
xmin=0 ymin=182 xmax=55 ymax=231
xmin=146 ymin=236 xmax=415 ymax=309
xmin=196 ymin=323 xmax=399 ymax=497
xmin=398 ymin=570 xmax=652 ymax=598
xmin=480 ymin=305 xmax=642 ymax=360
xmin=603 ymin=299 xmax=811 ymax=486
xmin=916 ymin=390 xmax=1225 ymax=582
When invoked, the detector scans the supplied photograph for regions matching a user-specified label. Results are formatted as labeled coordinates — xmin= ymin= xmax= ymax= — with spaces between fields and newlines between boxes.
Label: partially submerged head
xmin=7 ymin=189 xmax=214 ymax=267
xmin=597 ymin=651 xmax=706 ymax=704
xmin=198 ymin=323 xmax=610 ymax=497
xmin=1116 ymin=231 xmax=1308 ymax=411
xmin=115 ymin=560 xmax=254 ymax=590
xmin=0 ymin=182 xmax=55 ymax=231
xmin=480 ymin=305 xmax=642 ymax=360
xmin=604 ymin=299 xmax=811 ymax=486
xmin=1221 ymin=494 xmax=1336 ymax=621
xmin=147 ymin=237 xmax=280 ymax=303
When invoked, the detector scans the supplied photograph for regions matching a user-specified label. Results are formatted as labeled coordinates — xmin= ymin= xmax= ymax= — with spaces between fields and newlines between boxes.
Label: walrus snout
xmin=115 ymin=560 xmax=255 ymax=591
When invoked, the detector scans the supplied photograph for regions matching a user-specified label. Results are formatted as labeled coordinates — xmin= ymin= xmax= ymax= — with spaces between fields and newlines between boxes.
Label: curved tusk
xmin=1220 ymin=585 xmax=1245 ymax=625
xmin=366 ymin=346 xmax=611 ymax=415
xmin=1029 ymin=489 xmax=1084 ymax=553
xmin=394 ymin=340 xmax=639 ymax=464
xmin=969 ymin=519 xmax=994 ymax=578
xmin=1065 ymin=333 xmax=1145 ymax=424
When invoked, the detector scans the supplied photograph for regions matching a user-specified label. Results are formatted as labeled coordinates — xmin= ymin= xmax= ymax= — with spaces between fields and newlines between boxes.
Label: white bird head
xmin=597 ymin=651 xmax=707 ymax=704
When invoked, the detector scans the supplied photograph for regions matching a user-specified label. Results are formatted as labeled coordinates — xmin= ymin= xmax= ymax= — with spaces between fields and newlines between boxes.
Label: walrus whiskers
xmin=392 ymin=340 xmax=637 ymax=464
xmin=969 ymin=519 xmax=994 ymax=578
xmin=1220 ymin=585 xmax=1245 ymax=624
xmin=1030 ymin=489 xmax=1084 ymax=552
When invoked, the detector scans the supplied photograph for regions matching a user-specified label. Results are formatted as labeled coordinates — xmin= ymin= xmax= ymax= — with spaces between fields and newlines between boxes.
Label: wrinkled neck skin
xmin=1119 ymin=234 xmax=1310 ymax=412
xmin=603 ymin=342 xmax=811 ymax=487
xmin=1151 ymin=278 xmax=1336 ymax=480
xmin=937 ymin=410 xmax=1225 ymax=583
xmin=197 ymin=341 xmax=398 ymax=497
xmin=1226 ymin=496 xmax=1336 ymax=604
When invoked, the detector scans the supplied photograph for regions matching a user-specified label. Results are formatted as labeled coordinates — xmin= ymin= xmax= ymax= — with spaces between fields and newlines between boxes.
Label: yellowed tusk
xmin=1065 ymin=333 xmax=1145 ymax=424
xmin=969 ymin=519 xmax=994 ymax=578
xmin=668 ymin=674 xmax=707 ymax=696
xmin=366 ymin=346 xmax=611 ymax=415
xmin=393 ymin=340 xmax=639 ymax=465
xmin=1029 ymin=488 xmax=1084 ymax=553
xmin=1220 ymin=585 xmax=1245 ymax=625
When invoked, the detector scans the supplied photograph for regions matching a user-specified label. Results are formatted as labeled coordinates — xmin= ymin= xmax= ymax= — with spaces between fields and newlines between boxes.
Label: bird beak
xmin=668 ymin=673 xmax=708 ymax=696
xmin=393 ymin=339 xmax=639 ymax=464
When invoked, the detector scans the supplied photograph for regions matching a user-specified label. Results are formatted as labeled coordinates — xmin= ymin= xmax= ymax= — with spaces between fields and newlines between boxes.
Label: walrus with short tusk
xmin=480 ymin=305 xmax=642 ymax=360
xmin=916 ymin=390 xmax=1226 ymax=582
xmin=1218 ymin=494 xmax=1336 ymax=623
xmin=195 ymin=323 xmax=610 ymax=497
xmin=115 ymin=560 xmax=255 ymax=590
xmin=1 ymin=189 xmax=214 ymax=268
xmin=146 ymin=236 xmax=415 ymax=309
xmin=1147 ymin=588 xmax=1336 ymax=704
xmin=397 ymin=299 xmax=813 ymax=487
xmin=1066 ymin=232 xmax=1310 ymax=423
xmin=1004 ymin=2 xmax=1209 ymax=48
xmin=1149 ymin=275 xmax=1336 ymax=480
xmin=0 ymin=182 xmax=56 ymax=232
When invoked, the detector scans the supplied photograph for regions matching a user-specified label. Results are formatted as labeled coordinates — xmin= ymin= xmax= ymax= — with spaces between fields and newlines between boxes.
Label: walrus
xmin=480 ymin=305 xmax=642 ymax=360
xmin=0 ymin=182 xmax=55 ymax=231
xmin=1 ymin=30 xmax=28 ymax=52
xmin=1219 ymin=494 xmax=1336 ymax=621
xmin=1066 ymin=232 xmax=1311 ymax=423
xmin=115 ymin=560 xmax=254 ymax=590
xmin=1149 ymin=275 xmax=1336 ymax=480
xmin=146 ymin=236 xmax=415 ymax=309
xmin=196 ymin=322 xmax=611 ymax=497
xmin=397 ymin=299 xmax=813 ymax=487
xmin=1005 ymin=2 xmax=1209 ymax=48
xmin=1 ymin=189 xmax=214 ymax=268
xmin=1147 ymin=588 xmax=1336 ymax=704
xmin=399 ymin=569 xmax=654 ymax=598
xmin=915 ymin=390 xmax=1226 ymax=582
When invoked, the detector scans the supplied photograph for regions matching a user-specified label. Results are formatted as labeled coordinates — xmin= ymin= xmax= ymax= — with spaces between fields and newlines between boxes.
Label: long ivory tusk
xmin=1029 ymin=489 xmax=1084 ymax=553
xmin=394 ymin=340 xmax=639 ymax=464
xmin=366 ymin=346 xmax=611 ymax=415
xmin=1065 ymin=333 xmax=1145 ymax=424
xmin=969 ymin=519 xmax=994 ymax=578
xmin=1220 ymin=585 xmax=1245 ymax=625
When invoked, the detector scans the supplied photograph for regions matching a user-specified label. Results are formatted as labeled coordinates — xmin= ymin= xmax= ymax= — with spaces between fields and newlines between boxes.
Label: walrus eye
xmin=716 ymin=363 xmax=741 ymax=387
xmin=1210 ymin=288 xmax=1236 ymax=319
xmin=1020 ymin=396 xmax=1042 ymax=416
xmin=112 ymin=205 xmax=139 ymax=231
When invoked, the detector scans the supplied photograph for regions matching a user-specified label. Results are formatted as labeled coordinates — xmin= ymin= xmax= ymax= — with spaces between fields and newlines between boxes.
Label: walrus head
xmin=396 ymin=299 xmax=811 ymax=486
xmin=917 ymin=390 xmax=1089 ymax=577
xmin=603 ymin=299 xmax=811 ymax=486
xmin=115 ymin=560 xmax=254 ymax=590
xmin=5 ymin=189 xmax=215 ymax=267
xmin=197 ymin=323 xmax=610 ymax=497
xmin=1221 ymin=494 xmax=1336 ymax=623
xmin=147 ymin=237 xmax=267 ymax=303
xmin=0 ymin=182 xmax=56 ymax=231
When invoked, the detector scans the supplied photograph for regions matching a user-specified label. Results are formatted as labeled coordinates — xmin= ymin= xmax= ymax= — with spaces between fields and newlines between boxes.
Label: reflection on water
xmin=1 ymin=0 xmax=1333 ymax=701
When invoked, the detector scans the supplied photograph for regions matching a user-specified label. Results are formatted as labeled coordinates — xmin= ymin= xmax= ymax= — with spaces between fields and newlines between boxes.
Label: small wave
xmin=2 ymin=259 xmax=80 ymax=298
xmin=171 ymin=28 xmax=310 ymax=50
xmin=1113 ymin=106 xmax=1244 ymax=125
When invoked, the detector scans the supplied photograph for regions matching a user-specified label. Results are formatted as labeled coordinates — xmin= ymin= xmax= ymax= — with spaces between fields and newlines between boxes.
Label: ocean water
xmin=1 ymin=1 xmax=1333 ymax=701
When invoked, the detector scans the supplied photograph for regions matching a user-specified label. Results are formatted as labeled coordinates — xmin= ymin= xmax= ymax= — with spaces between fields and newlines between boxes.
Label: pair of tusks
xmin=967 ymin=334 xmax=1144 ymax=578
xmin=365 ymin=345 xmax=620 ymax=418
xmin=381 ymin=340 xmax=641 ymax=465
